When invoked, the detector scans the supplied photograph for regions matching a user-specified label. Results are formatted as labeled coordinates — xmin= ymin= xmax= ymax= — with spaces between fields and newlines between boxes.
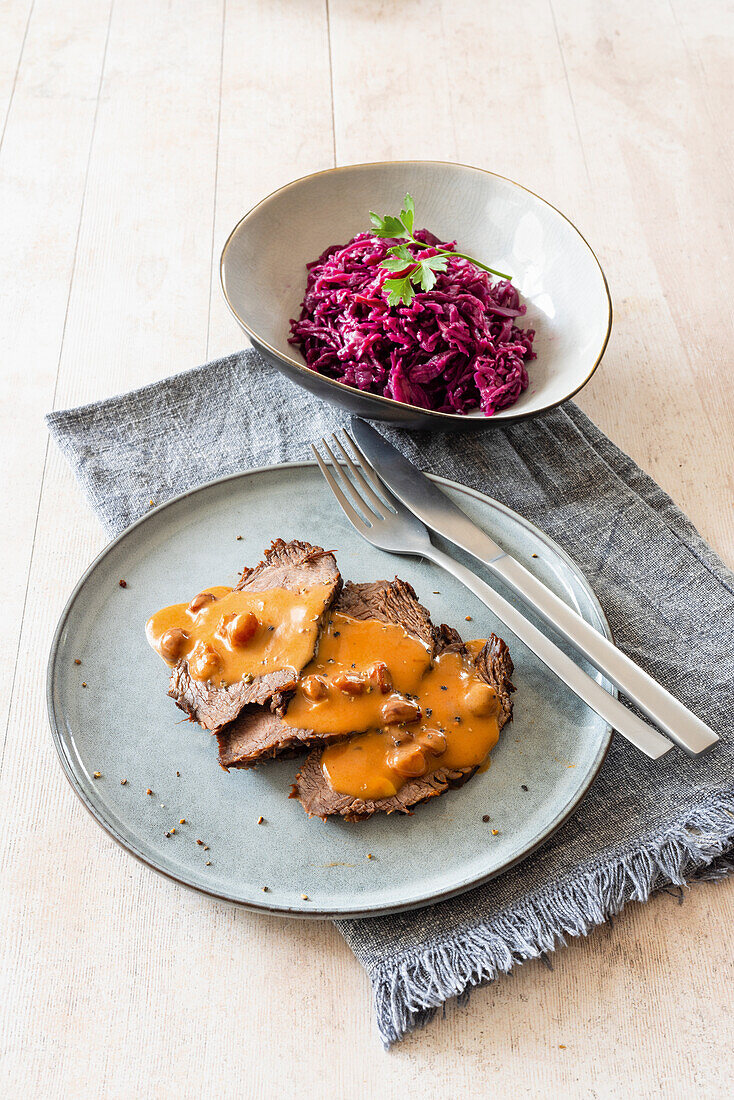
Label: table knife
xmin=350 ymin=417 xmax=719 ymax=758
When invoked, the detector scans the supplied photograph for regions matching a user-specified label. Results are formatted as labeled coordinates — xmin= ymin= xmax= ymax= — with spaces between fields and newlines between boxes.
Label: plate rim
xmin=219 ymin=159 xmax=613 ymax=425
xmin=47 ymin=461 xmax=614 ymax=919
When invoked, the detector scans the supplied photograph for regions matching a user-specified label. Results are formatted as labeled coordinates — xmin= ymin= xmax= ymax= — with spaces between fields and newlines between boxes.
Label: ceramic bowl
xmin=220 ymin=161 xmax=612 ymax=431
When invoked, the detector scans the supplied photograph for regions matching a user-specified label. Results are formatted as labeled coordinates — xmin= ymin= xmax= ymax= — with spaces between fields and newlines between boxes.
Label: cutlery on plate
xmin=314 ymin=430 xmax=679 ymax=761
xmin=349 ymin=418 xmax=719 ymax=760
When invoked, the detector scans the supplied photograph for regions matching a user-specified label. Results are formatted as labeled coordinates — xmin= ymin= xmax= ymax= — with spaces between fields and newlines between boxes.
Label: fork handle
xmin=425 ymin=546 xmax=674 ymax=760
xmin=491 ymin=555 xmax=718 ymax=757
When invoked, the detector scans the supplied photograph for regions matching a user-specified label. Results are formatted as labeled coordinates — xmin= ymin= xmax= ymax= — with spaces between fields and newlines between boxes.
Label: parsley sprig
xmin=369 ymin=193 xmax=511 ymax=306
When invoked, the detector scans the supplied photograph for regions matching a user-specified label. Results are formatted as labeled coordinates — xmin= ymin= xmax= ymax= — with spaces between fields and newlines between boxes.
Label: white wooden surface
xmin=2 ymin=1 xmax=733 ymax=1096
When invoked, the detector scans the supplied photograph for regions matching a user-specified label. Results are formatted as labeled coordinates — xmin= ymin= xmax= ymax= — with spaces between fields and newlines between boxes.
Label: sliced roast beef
xmin=336 ymin=578 xmax=436 ymax=645
xmin=169 ymin=539 xmax=341 ymax=733
xmin=216 ymin=577 xmax=438 ymax=768
xmin=292 ymin=634 xmax=515 ymax=822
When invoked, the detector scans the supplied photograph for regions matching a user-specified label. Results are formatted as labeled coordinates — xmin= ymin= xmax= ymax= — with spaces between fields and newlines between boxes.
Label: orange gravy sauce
xmin=278 ymin=611 xmax=501 ymax=800
xmin=320 ymin=644 xmax=501 ymax=800
xmin=281 ymin=612 xmax=433 ymax=734
xmin=145 ymin=583 xmax=334 ymax=688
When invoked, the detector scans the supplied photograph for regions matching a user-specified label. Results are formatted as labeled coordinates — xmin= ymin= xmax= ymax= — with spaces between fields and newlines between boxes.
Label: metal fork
xmin=312 ymin=430 xmax=675 ymax=760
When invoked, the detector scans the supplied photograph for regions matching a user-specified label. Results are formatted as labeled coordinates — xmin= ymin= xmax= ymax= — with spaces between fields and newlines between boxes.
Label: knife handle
xmin=488 ymin=555 xmax=718 ymax=757
xmin=425 ymin=546 xmax=674 ymax=760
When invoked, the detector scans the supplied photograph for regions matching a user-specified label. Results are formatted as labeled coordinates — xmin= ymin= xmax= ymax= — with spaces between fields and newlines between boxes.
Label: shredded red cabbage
xmin=289 ymin=230 xmax=535 ymax=416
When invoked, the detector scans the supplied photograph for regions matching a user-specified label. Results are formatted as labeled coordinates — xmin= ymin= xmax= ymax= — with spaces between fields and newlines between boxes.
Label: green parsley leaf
xmin=387 ymin=243 xmax=414 ymax=263
xmin=421 ymin=253 xmax=448 ymax=273
xmin=369 ymin=211 xmax=409 ymax=239
xmin=381 ymin=255 xmax=415 ymax=273
xmin=415 ymin=263 xmax=438 ymax=292
xmin=399 ymin=193 xmax=415 ymax=235
xmin=383 ymin=276 xmax=415 ymax=307
xmin=409 ymin=254 xmax=449 ymax=293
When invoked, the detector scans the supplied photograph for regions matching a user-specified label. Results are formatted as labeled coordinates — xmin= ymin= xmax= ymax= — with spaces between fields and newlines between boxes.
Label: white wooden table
xmin=2 ymin=2 xmax=732 ymax=1096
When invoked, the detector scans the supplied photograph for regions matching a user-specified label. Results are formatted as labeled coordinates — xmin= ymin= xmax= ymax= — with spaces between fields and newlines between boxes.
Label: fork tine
xmin=311 ymin=445 xmax=374 ymax=530
xmin=319 ymin=437 xmax=383 ymax=522
xmin=330 ymin=433 xmax=393 ymax=515
xmin=339 ymin=430 xmax=391 ymax=498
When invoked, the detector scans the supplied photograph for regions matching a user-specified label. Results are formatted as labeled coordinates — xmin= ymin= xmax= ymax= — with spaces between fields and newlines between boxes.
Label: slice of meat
xmin=216 ymin=578 xmax=439 ymax=768
xmin=336 ymin=578 xmax=436 ymax=645
xmin=169 ymin=539 xmax=341 ymax=732
xmin=292 ymin=634 xmax=515 ymax=822
xmin=217 ymin=705 xmax=343 ymax=768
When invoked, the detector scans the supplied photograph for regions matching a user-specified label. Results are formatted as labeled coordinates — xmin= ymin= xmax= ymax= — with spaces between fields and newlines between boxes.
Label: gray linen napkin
xmin=47 ymin=350 xmax=734 ymax=1046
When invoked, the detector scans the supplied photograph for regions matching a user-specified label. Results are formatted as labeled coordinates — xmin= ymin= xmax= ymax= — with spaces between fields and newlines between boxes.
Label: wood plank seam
xmin=205 ymin=0 xmax=228 ymax=361
xmin=325 ymin=0 xmax=338 ymax=167
xmin=0 ymin=0 xmax=35 ymax=154
xmin=548 ymin=0 xmax=592 ymax=184
xmin=0 ymin=0 xmax=115 ymax=778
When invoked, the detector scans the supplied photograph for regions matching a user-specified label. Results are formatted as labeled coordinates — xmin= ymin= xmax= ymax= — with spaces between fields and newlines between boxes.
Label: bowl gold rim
xmin=219 ymin=160 xmax=613 ymax=424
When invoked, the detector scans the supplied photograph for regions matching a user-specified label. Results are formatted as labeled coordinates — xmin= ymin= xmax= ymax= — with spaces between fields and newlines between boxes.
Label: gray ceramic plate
xmin=47 ymin=463 xmax=613 ymax=919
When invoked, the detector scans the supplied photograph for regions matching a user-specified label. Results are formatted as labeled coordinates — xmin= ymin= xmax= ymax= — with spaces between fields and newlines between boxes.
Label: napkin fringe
xmin=371 ymin=791 xmax=734 ymax=1046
